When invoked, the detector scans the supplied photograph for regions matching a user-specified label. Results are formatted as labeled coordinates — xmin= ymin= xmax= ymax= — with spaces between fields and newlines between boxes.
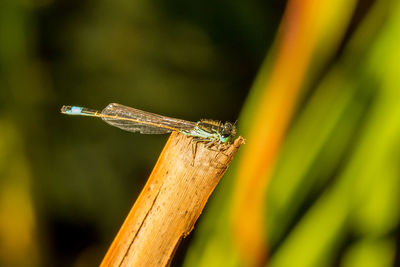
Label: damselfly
xmin=61 ymin=103 xmax=237 ymax=147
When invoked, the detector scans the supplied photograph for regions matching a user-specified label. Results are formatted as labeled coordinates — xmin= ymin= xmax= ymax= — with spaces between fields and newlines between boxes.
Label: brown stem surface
xmin=101 ymin=132 xmax=244 ymax=267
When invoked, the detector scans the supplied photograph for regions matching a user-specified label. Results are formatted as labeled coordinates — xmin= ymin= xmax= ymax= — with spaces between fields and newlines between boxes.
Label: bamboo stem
xmin=101 ymin=132 xmax=244 ymax=267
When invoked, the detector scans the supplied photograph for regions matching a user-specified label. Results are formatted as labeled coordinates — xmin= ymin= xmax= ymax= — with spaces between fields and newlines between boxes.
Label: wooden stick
xmin=100 ymin=132 xmax=244 ymax=267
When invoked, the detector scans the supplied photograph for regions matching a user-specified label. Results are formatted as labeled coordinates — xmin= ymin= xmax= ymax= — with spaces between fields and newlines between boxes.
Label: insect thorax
xmin=180 ymin=119 xmax=236 ymax=144
xmin=197 ymin=119 xmax=224 ymax=132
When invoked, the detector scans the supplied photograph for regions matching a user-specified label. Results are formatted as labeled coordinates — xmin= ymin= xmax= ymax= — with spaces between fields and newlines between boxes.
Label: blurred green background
xmin=0 ymin=0 xmax=399 ymax=266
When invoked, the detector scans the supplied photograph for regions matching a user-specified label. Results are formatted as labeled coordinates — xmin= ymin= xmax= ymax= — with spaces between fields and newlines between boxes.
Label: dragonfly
xmin=61 ymin=103 xmax=237 ymax=148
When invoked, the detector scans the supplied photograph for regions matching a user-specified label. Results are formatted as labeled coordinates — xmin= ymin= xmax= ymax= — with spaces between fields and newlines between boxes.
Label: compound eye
xmin=219 ymin=134 xmax=231 ymax=143
xmin=224 ymin=122 xmax=232 ymax=129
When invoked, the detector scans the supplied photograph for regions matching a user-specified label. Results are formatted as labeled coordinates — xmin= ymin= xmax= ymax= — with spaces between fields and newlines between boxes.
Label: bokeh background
xmin=0 ymin=0 xmax=399 ymax=266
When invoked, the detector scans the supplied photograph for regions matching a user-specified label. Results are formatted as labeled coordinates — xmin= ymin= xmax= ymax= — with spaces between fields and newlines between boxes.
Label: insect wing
xmin=101 ymin=103 xmax=196 ymax=134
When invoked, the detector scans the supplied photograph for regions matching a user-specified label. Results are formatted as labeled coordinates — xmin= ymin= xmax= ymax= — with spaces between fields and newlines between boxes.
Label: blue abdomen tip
xmin=69 ymin=106 xmax=83 ymax=114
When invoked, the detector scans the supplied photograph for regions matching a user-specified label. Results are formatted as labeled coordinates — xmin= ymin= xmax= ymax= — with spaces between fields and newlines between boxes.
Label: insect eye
xmin=219 ymin=134 xmax=231 ymax=143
